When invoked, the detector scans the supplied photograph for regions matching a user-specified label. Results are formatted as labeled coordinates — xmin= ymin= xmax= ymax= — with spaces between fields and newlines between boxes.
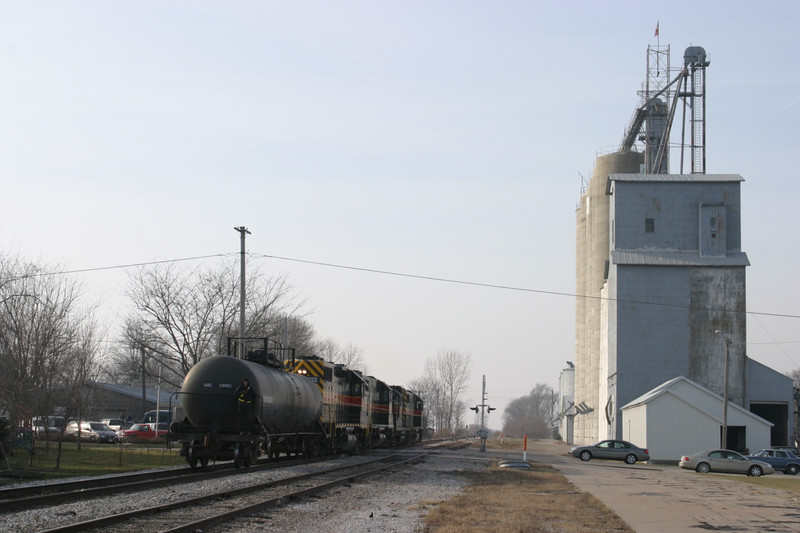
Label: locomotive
xmin=168 ymin=339 xmax=424 ymax=467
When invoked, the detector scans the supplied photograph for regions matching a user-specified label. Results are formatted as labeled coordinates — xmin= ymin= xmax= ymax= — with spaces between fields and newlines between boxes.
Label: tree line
xmin=0 ymin=252 xmax=487 ymax=440
xmin=1 ymin=251 xmax=578 ymax=447
xmin=0 ymin=253 xmax=365 ymax=434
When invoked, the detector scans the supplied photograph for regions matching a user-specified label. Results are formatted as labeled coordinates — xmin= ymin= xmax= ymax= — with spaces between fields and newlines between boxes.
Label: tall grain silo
xmin=574 ymin=150 xmax=643 ymax=444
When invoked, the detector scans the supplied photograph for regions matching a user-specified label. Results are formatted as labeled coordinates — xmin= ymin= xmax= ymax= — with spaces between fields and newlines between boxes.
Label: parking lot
xmin=529 ymin=441 xmax=800 ymax=532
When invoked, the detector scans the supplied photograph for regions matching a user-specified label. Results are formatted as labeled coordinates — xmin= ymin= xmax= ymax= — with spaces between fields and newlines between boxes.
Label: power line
xmin=748 ymin=306 xmax=799 ymax=367
xmin=6 ymin=253 xmax=234 ymax=282
xmin=5 ymin=250 xmax=799 ymax=321
xmin=255 ymin=253 xmax=800 ymax=320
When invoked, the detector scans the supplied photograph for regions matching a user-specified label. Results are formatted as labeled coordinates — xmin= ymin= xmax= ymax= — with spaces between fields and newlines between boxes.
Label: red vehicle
xmin=122 ymin=422 xmax=169 ymax=443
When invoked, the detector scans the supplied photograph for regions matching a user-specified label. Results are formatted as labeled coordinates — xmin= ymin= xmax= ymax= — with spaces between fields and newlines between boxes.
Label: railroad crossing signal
xmin=472 ymin=375 xmax=495 ymax=452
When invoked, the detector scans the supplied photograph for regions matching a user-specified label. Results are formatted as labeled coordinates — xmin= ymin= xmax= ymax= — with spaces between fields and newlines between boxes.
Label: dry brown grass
xmin=421 ymin=443 xmax=634 ymax=533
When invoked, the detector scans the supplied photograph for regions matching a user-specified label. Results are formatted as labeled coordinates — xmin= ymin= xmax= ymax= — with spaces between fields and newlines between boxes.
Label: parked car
xmin=101 ymin=418 xmax=132 ymax=435
xmin=773 ymin=446 xmax=800 ymax=456
xmin=746 ymin=449 xmax=800 ymax=475
xmin=64 ymin=421 xmax=120 ymax=443
xmin=32 ymin=415 xmax=65 ymax=438
xmin=142 ymin=410 xmax=172 ymax=425
xmin=122 ymin=422 xmax=169 ymax=443
xmin=568 ymin=439 xmax=650 ymax=464
xmin=679 ymin=449 xmax=773 ymax=477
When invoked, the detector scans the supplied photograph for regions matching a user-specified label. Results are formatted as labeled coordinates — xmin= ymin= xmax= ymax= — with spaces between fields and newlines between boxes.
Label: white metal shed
xmin=620 ymin=376 xmax=772 ymax=462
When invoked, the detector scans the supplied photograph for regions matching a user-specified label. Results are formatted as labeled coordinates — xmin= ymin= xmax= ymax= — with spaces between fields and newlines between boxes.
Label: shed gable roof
xmin=620 ymin=375 xmax=772 ymax=427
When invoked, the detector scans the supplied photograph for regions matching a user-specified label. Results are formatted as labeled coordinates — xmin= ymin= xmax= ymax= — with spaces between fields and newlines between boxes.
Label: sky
xmin=1 ymin=1 xmax=798 ymax=428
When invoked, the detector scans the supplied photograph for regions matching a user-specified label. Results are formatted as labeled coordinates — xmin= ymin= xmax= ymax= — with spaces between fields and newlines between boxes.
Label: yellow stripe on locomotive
xmin=289 ymin=357 xmax=325 ymax=392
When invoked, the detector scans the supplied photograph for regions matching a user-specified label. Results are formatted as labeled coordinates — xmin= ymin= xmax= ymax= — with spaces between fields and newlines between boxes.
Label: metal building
xmin=571 ymin=42 xmax=793 ymax=452
xmin=573 ymin=168 xmax=793 ymax=450
xmin=620 ymin=376 xmax=773 ymax=462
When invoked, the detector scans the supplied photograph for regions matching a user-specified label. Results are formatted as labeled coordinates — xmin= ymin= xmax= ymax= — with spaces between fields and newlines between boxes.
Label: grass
xmin=422 ymin=463 xmax=633 ymax=533
xmin=422 ymin=437 xmax=800 ymax=532
xmin=1 ymin=439 xmax=184 ymax=484
xmin=707 ymin=471 xmax=800 ymax=494
xmin=421 ymin=438 xmax=634 ymax=533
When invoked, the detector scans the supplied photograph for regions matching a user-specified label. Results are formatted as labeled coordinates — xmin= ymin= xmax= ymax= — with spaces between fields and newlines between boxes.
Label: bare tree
xmin=339 ymin=343 xmax=367 ymax=374
xmin=57 ymin=321 xmax=103 ymax=457
xmin=422 ymin=349 xmax=472 ymax=433
xmin=788 ymin=368 xmax=800 ymax=389
xmin=407 ymin=376 xmax=435 ymax=431
xmin=278 ymin=315 xmax=318 ymax=360
xmin=314 ymin=338 xmax=367 ymax=373
xmin=0 ymin=255 xmax=100 ymax=442
xmin=789 ymin=368 xmax=800 ymax=444
xmin=118 ymin=260 xmax=304 ymax=382
xmin=502 ymin=383 xmax=555 ymax=438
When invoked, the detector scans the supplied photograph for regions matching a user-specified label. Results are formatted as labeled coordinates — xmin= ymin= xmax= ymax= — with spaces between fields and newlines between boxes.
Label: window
xmin=645 ymin=218 xmax=655 ymax=233
xmin=710 ymin=216 xmax=717 ymax=238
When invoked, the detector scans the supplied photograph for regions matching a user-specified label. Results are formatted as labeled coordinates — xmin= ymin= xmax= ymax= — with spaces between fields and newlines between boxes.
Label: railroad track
xmin=0 ymin=455 xmax=316 ymax=513
xmin=8 ymin=451 xmax=431 ymax=533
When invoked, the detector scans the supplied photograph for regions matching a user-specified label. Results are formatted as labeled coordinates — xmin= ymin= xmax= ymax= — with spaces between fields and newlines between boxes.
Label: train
xmin=168 ymin=340 xmax=424 ymax=468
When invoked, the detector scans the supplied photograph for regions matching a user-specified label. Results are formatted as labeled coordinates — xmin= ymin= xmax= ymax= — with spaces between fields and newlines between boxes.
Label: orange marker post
xmin=523 ymin=434 xmax=528 ymax=461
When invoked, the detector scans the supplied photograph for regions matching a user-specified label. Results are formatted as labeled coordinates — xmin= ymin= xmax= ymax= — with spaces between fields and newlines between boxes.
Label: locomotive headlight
xmin=297 ymin=369 xmax=308 ymax=375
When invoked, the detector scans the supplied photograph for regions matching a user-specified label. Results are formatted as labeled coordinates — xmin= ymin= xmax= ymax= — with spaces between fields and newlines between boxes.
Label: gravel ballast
xmin=1 ymin=450 xmax=490 ymax=533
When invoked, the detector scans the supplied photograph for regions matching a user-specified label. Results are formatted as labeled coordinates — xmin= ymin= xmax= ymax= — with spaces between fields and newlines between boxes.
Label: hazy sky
xmin=1 ymin=1 xmax=798 ymax=427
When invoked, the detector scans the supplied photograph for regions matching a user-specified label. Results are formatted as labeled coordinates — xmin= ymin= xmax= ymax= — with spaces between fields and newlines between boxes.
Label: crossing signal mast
xmin=470 ymin=374 xmax=495 ymax=452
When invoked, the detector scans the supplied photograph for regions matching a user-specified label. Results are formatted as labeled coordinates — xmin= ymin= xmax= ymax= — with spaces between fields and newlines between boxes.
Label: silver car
xmin=568 ymin=439 xmax=650 ymax=464
xmin=679 ymin=449 xmax=773 ymax=477
xmin=64 ymin=421 xmax=120 ymax=444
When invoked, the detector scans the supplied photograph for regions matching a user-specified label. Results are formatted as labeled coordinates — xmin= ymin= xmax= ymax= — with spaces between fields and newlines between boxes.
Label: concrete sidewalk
xmin=522 ymin=440 xmax=800 ymax=533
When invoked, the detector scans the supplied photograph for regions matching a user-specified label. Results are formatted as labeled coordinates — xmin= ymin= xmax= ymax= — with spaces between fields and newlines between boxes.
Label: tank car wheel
xmin=304 ymin=441 xmax=321 ymax=458
xmin=302 ymin=439 xmax=318 ymax=459
xmin=199 ymin=457 xmax=209 ymax=467
xmin=234 ymin=444 xmax=242 ymax=469
xmin=187 ymin=446 xmax=199 ymax=469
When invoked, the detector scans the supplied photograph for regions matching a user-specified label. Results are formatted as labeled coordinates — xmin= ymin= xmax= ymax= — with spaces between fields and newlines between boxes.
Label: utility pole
xmin=234 ymin=226 xmax=251 ymax=358
xmin=140 ymin=346 xmax=147 ymax=419
xmin=715 ymin=330 xmax=731 ymax=448
xmin=469 ymin=375 xmax=495 ymax=452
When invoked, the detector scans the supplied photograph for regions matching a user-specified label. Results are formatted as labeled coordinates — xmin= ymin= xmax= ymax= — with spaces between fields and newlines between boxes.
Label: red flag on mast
xmin=654 ymin=22 xmax=659 ymax=37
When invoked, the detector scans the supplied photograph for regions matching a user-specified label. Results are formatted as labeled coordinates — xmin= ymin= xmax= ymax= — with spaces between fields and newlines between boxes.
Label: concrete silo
xmin=574 ymin=150 xmax=643 ymax=444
